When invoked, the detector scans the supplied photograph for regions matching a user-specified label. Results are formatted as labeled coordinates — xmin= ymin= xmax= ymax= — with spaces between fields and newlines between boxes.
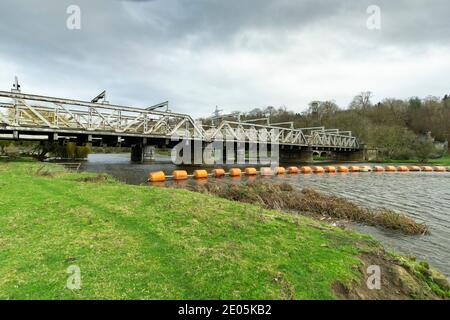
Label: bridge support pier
xmin=334 ymin=150 xmax=365 ymax=162
xmin=279 ymin=147 xmax=313 ymax=164
xmin=131 ymin=143 xmax=156 ymax=163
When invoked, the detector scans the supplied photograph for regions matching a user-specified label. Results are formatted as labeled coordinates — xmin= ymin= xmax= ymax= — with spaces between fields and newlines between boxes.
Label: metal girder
xmin=0 ymin=90 xmax=359 ymax=149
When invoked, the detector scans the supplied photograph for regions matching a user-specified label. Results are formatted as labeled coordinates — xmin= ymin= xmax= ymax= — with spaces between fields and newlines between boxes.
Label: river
xmin=80 ymin=153 xmax=450 ymax=278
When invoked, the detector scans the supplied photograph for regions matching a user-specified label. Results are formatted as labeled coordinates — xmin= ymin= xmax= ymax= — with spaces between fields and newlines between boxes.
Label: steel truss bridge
xmin=0 ymin=90 xmax=359 ymax=152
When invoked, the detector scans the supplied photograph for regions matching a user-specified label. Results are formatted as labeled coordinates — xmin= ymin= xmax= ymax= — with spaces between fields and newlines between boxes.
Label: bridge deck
xmin=0 ymin=90 xmax=359 ymax=150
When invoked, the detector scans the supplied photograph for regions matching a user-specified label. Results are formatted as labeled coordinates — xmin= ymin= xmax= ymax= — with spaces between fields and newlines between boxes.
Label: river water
xmin=80 ymin=153 xmax=450 ymax=278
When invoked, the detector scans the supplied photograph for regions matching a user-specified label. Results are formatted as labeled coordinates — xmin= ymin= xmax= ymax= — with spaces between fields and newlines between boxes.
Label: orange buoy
xmin=397 ymin=166 xmax=409 ymax=172
xmin=408 ymin=166 xmax=421 ymax=172
xmin=193 ymin=170 xmax=208 ymax=179
xmin=434 ymin=166 xmax=446 ymax=172
xmin=212 ymin=168 xmax=225 ymax=177
xmin=148 ymin=171 xmax=166 ymax=182
xmin=349 ymin=166 xmax=360 ymax=172
xmin=337 ymin=166 xmax=349 ymax=173
xmin=385 ymin=165 xmax=396 ymax=172
xmin=301 ymin=166 xmax=312 ymax=174
xmin=229 ymin=168 xmax=242 ymax=177
xmin=260 ymin=167 xmax=273 ymax=176
xmin=275 ymin=167 xmax=286 ymax=175
xmin=288 ymin=166 xmax=299 ymax=174
xmin=172 ymin=170 xmax=188 ymax=180
xmin=422 ymin=166 xmax=433 ymax=172
xmin=245 ymin=167 xmax=257 ymax=176
xmin=324 ymin=166 xmax=336 ymax=173
xmin=312 ymin=166 xmax=324 ymax=173
xmin=373 ymin=166 xmax=385 ymax=172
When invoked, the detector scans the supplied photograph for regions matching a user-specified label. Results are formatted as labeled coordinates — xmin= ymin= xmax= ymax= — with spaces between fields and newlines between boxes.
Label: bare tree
xmin=349 ymin=91 xmax=373 ymax=109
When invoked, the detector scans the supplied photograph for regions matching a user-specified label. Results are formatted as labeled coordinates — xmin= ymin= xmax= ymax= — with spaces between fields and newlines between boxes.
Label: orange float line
xmin=312 ymin=166 xmax=324 ymax=173
xmin=324 ymin=166 xmax=336 ymax=173
xmin=384 ymin=165 xmax=396 ymax=172
xmin=300 ymin=166 xmax=312 ymax=174
xmin=229 ymin=168 xmax=242 ymax=177
xmin=288 ymin=166 xmax=299 ymax=174
xmin=260 ymin=167 xmax=273 ymax=176
xmin=212 ymin=168 xmax=225 ymax=177
xmin=148 ymin=171 xmax=166 ymax=182
xmin=172 ymin=170 xmax=188 ymax=180
xmin=193 ymin=170 xmax=208 ymax=179
xmin=337 ymin=166 xmax=349 ymax=173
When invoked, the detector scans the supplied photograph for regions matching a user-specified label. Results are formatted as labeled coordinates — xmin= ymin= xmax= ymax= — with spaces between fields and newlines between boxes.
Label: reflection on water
xmin=81 ymin=154 xmax=450 ymax=278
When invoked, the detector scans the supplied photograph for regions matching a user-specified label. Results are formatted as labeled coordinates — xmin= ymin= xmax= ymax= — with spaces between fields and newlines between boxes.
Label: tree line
xmin=226 ymin=92 xmax=449 ymax=161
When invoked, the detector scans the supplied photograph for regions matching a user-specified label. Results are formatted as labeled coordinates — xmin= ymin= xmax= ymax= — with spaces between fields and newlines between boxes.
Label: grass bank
xmin=0 ymin=161 xmax=448 ymax=299
xmin=370 ymin=154 xmax=450 ymax=166
xmin=429 ymin=154 xmax=450 ymax=166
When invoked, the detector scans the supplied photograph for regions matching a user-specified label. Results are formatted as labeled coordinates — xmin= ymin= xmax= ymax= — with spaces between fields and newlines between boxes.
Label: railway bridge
xmin=0 ymin=84 xmax=363 ymax=164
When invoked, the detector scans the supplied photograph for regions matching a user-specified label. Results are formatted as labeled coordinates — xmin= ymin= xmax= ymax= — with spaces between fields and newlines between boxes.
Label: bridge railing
xmin=205 ymin=120 xmax=309 ymax=145
xmin=0 ymin=90 xmax=359 ymax=149
xmin=308 ymin=131 xmax=359 ymax=149
xmin=0 ymin=91 xmax=205 ymax=138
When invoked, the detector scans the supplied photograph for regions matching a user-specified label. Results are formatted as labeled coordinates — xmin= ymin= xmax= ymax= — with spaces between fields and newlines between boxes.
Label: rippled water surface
xmin=81 ymin=154 xmax=450 ymax=278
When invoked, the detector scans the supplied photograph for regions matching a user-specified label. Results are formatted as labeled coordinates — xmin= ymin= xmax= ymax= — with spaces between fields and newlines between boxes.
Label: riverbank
xmin=193 ymin=183 xmax=428 ymax=235
xmin=0 ymin=161 xmax=448 ymax=299
xmin=370 ymin=154 xmax=450 ymax=166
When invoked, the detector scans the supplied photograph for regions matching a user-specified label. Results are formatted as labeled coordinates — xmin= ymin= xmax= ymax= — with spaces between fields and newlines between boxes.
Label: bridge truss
xmin=0 ymin=90 xmax=359 ymax=149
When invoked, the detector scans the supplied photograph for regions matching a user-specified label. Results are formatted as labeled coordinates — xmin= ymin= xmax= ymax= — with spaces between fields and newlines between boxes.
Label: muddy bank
xmin=333 ymin=249 xmax=450 ymax=299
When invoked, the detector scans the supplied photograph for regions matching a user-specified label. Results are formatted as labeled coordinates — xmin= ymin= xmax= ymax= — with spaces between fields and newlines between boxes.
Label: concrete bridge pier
xmin=202 ymin=142 xmax=225 ymax=165
xmin=221 ymin=142 xmax=254 ymax=164
xmin=334 ymin=149 xmax=365 ymax=162
xmin=131 ymin=144 xmax=156 ymax=162
xmin=131 ymin=144 xmax=144 ymax=162
xmin=222 ymin=143 xmax=236 ymax=164
xmin=279 ymin=147 xmax=313 ymax=163
xmin=76 ymin=134 xmax=93 ymax=149
xmin=131 ymin=138 xmax=157 ymax=163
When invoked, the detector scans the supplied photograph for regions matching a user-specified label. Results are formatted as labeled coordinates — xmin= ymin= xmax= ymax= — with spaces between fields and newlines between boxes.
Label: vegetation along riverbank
xmin=193 ymin=183 xmax=429 ymax=235
xmin=0 ymin=160 xmax=449 ymax=299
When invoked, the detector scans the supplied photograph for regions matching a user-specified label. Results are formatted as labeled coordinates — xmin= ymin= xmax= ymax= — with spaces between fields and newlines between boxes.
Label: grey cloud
xmin=0 ymin=0 xmax=449 ymax=117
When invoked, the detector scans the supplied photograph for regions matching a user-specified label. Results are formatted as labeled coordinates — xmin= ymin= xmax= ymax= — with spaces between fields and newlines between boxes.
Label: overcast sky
xmin=0 ymin=0 xmax=449 ymax=117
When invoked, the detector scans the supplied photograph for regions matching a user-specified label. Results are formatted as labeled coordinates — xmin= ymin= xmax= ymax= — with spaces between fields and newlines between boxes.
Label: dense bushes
xmin=28 ymin=142 xmax=91 ymax=160
xmin=54 ymin=142 xmax=91 ymax=160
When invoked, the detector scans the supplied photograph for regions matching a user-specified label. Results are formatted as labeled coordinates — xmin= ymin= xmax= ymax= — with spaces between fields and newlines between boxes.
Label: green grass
xmin=429 ymin=154 xmax=450 ymax=166
xmin=0 ymin=161 xmax=445 ymax=300
xmin=370 ymin=154 xmax=450 ymax=165
xmin=371 ymin=159 xmax=420 ymax=164
xmin=0 ymin=162 xmax=374 ymax=299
